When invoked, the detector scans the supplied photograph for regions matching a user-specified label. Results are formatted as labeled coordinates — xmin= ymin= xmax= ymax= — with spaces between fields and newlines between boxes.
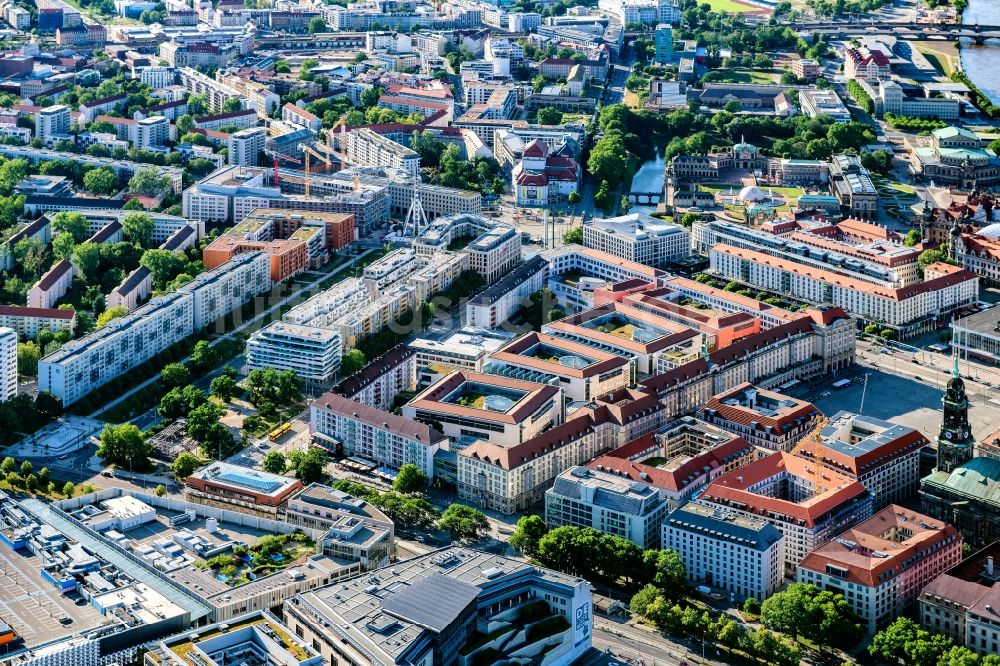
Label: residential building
xmin=246 ymin=322 xmax=341 ymax=385
xmin=696 ymin=451 xmax=875 ymax=571
xmin=0 ymin=144 xmax=184 ymax=193
xmin=797 ymin=505 xmax=962 ymax=632
xmin=956 ymin=232 xmax=1000 ymax=287
xmin=0 ymin=305 xmax=75 ymax=338
xmin=919 ymin=542 xmax=1000 ymax=652
xmin=465 ymin=255 xmax=548 ymax=329
xmin=284 ymin=547 xmax=592 ymax=666
xmin=328 ymin=344 xmax=416 ymax=412
xmin=583 ymin=213 xmax=689 ymax=268
xmin=134 ymin=115 xmax=169 ymax=148
xmin=345 ymin=128 xmax=419 ymax=177
xmin=311 ymin=393 xmax=447 ymax=480
xmin=0 ymin=327 xmax=15 ymax=402
xmin=698 ymin=383 xmax=822 ymax=452
xmin=203 ymin=235 xmax=308 ymax=282
xmin=228 ymin=127 xmax=266 ymax=167
xmin=663 ymin=502 xmax=785 ymax=602
xmin=545 ymin=466 xmax=668 ymax=549
xmin=35 ymin=104 xmax=71 ymax=141
xmin=792 ymin=58 xmax=821 ymax=80
xmin=28 ymin=259 xmax=73 ymax=309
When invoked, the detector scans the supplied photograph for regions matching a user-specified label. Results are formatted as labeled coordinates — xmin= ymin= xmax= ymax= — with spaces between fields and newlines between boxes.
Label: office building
xmin=952 ymin=306 xmax=1000 ymax=366
xmin=246 ymin=322 xmax=341 ymax=385
xmin=663 ymin=502 xmax=785 ymax=602
xmin=919 ymin=542 xmax=1000 ymax=653
xmin=413 ymin=214 xmax=520 ymax=283
xmin=543 ymin=245 xmax=665 ymax=313
xmin=697 ymin=451 xmax=875 ymax=571
xmin=465 ymin=255 xmax=547 ymax=329
xmin=284 ymin=547 xmax=592 ymax=666
xmin=653 ymin=24 xmax=672 ymax=64
xmin=311 ymin=393 xmax=446 ymax=480
xmin=583 ymin=213 xmax=689 ymax=268
xmin=797 ymin=505 xmax=962 ymax=632
xmin=545 ymin=466 xmax=668 ymax=549
xmin=800 ymin=89 xmax=851 ymax=122
xmin=829 ymin=154 xmax=879 ymax=219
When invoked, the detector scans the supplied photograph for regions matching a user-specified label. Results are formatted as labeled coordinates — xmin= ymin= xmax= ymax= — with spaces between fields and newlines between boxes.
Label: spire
xmin=952 ymin=352 xmax=960 ymax=379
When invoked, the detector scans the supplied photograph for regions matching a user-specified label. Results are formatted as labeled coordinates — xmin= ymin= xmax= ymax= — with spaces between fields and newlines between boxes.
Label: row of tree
xmin=871 ymin=617 xmax=1000 ymax=666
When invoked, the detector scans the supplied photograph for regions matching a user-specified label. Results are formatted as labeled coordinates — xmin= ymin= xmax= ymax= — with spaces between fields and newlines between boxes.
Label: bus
xmin=831 ymin=379 xmax=852 ymax=390
xmin=269 ymin=423 xmax=292 ymax=442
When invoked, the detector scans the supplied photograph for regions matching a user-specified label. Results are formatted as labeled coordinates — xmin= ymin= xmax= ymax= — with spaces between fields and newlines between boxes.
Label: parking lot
xmin=0 ymin=546 xmax=107 ymax=646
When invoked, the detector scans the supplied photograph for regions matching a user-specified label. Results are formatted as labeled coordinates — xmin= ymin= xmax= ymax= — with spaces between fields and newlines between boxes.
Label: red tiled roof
xmin=0 ymin=304 xmax=74 ymax=319
xmin=460 ymin=412 xmax=596 ymax=470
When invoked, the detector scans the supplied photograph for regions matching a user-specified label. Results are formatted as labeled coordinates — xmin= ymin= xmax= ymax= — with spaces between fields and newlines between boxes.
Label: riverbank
xmin=960 ymin=0 xmax=1000 ymax=106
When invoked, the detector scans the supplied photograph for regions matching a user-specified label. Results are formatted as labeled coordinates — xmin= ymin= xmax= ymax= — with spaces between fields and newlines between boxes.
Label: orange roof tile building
xmin=797 ymin=505 xmax=961 ymax=632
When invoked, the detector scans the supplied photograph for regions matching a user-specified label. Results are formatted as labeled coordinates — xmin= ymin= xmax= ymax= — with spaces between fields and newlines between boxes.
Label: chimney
xmin=988 ymin=556 xmax=995 ymax=576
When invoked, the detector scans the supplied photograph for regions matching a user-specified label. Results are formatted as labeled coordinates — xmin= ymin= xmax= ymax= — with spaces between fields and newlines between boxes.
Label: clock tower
xmin=937 ymin=355 xmax=975 ymax=473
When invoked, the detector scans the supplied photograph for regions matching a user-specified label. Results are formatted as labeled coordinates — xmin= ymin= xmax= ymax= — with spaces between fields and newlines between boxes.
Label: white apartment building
xmin=466 ymin=255 xmax=547 ymax=329
xmin=134 ymin=115 xmax=169 ymax=149
xmin=39 ymin=253 xmax=271 ymax=406
xmin=663 ymin=502 xmax=785 ymax=601
xmin=35 ymin=105 xmax=71 ymax=142
xmin=0 ymin=326 xmax=16 ymax=402
xmin=136 ymin=66 xmax=176 ymax=90
xmin=710 ymin=244 xmax=979 ymax=337
xmin=178 ymin=67 xmax=244 ymax=113
xmin=229 ymin=127 xmax=267 ymax=166
xmin=311 ymin=393 xmax=447 ymax=479
xmin=345 ymin=128 xmax=419 ymax=177
xmin=246 ymin=321 xmax=341 ymax=384
xmin=0 ymin=305 xmax=74 ymax=338
xmin=797 ymin=506 xmax=962 ymax=633
xmin=584 ymin=213 xmax=689 ymax=268
xmin=546 ymin=466 xmax=668 ymax=549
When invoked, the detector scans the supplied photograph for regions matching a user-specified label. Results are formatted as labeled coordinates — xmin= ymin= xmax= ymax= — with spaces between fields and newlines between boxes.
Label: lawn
xmin=703 ymin=0 xmax=759 ymax=12
xmin=913 ymin=41 xmax=959 ymax=77
xmin=705 ymin=68 xmax=778 ymax=84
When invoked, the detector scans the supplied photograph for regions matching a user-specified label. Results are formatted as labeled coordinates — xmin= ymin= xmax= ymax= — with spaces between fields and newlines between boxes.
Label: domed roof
xmin=733 ymin=141 xmax=758 ymax=155
xmin=738 ymin=185 xmax=768 ymax=202
xmin=979 ymin=222 xmax=1000 ymax=238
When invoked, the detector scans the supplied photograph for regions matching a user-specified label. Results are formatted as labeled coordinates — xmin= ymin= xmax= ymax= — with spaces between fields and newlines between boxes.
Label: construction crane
xmin=270 ymin=151 xmax=302 ymax=188
xmin=302 ymin=144 xmax=333 ymax=198
xmin=323 ymin=115 xmax=349 ymax=171
xmin=793 ymin=416 xmax=830 ymax=497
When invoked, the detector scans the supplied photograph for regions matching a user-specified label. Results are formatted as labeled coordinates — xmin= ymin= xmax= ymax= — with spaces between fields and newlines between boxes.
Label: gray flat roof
xmin=381 ymin=572 xmax=479 ymax=633
xmin=954 ymin=306 xmax=1000 ymax=337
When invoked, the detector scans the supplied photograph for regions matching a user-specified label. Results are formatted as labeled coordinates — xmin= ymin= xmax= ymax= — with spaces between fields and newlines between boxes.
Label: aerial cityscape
xmin=0 ymin=0 xmax=997 ymax=664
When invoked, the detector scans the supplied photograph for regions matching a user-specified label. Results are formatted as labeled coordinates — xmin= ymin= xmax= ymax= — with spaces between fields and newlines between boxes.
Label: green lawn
xmin=705 ymin=68 xmax=777 ymax=84
xmin=913 ymin=41 xmax=959 ymax=77
xmin=703 ymin=0 xmax=759 ymax=12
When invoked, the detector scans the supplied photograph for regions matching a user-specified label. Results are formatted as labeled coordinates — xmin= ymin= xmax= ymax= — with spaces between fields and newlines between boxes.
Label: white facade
xmin=0 ymin=326 xmax=16 ymax=402
xmin=246 ymin=321 xmax=341 ymax=384
xmin=35 ymin=105 xmax=71 ymax=141
xmin=663 ymin=502 xmax=785 ymax=602
xmin=584 ymin=213 xmax=689 ymax=268
xmin=134 ymin=115 xmax=169 ymax=148
xmin=345 ymin=128 xmax=419 ymax=177
xmin=137 ymin=66 xmax=176 ymax=90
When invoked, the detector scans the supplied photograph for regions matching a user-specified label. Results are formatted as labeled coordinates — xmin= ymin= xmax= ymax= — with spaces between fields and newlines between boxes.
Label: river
xmin=961 ymin=0 xmax=1000 ymax=105
xmin=628 ymin=150 xmax=666 ymax=214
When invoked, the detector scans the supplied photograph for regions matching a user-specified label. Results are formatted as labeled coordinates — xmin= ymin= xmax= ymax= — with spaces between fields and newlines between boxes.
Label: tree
xmin=17 ymin=341 xmax=39 ymax=376
xmin=274 ymin=60 xmax=291 ymax=73
xmin=393 ymin=464 xmax=427 ymax=493
xmin=245 ymin=368 xmax=302 ymax=407
xmin=51 ymin=231 xmax=75 ymax=261
xmin=20 ymin=460 xmax=31 ymax=477
xmin=171 ymin=452 xmax=201 ymax=479
xmin=547 ymin=308 xmax=565 ymax=322
xmin=643 ymin=548 xmax=687 ymax=591
xmin=189 ymin=340 xmax=218 ymax=373
xmin=72 ymin=243 xmax=101 ymax=281
xmin=509 ymin=515 xmax=548 ymax=557
xmin=141 ymin=248 xmax=187 ymax=289
xmin=97 ymin=306 xmax=128 ymax=328
xmin=562 ymin=226 xmax=583 ymax=245
xmin=37 ymin=467 xmax=49 ymax=487
xmin=743 ymin=597 xmax=761 ymax=615
xmin=295 ymin=447 xmax=328 ymax=484
xmin=0 ymin=457 xmax=14 ymax=474
xmin=619 ymin=195 xmax=631 ymax=213
xmin=187 ymin=401 xmax=224 ymax=441
xmin=262 ymin=451 xmax=286 ymax=474
xmin=308 ymin=16 xmax=327 ymax=32
xmin=62 ymin=481 xmax=74 ymax=497
xmin=439 ymin=503 xmax=489 ymax=541
xmin=97 ymin=423 xmax=152 ymax=469
xmin=128 ymin=167 xmax=171 ymax=197
xmin=210 ymin=374 xmax=239 ymax=402
xmin=724 ymin=99 xmax=743 ymax=113
xmin=340 ymin=348 xmax=366 ymax=378
xmin=83 ymin=167 xmax=117 ymax=195
xmin=904 ymin=228 xmax=922 ymax=247
xmin=567 ymin=191 xmax=581 ymax=206
xmin=155 ymin=484 xmax=167 ymax=497
xmin=762 ymin=583 xmax=862 ymax=649
xmin=52 ymin=211 xmax=90 ymax=243
xmin=536 ymin=107 xmax=563 ymax=125
xmin=122 ymin=212 xmax=154 ymax=246
xmin=160 ymin=363 xmax=191 ymax=390
xmin=919 ymin=248 xmax=954 ymax=268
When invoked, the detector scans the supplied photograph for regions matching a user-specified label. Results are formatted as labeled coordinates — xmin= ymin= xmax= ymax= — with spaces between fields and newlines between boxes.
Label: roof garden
xmin=441 ymin=381 xmax=528 ymax=412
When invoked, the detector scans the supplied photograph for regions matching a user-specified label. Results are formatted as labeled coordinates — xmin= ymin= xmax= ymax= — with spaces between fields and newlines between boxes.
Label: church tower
xmin=949 ymin=218 xmax=962 ymax=263
xmin=937 ymin=355 xmax=975 ymax=473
